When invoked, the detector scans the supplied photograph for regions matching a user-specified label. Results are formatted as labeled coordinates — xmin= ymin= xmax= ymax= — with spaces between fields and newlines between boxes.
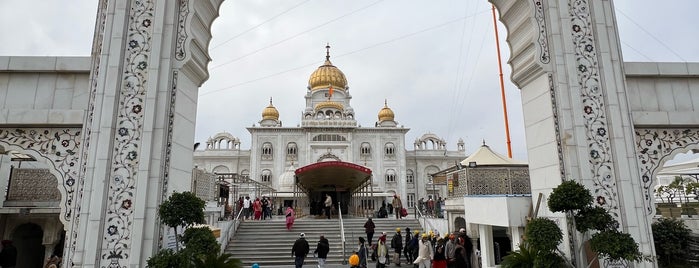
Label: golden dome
xmin=261 ymin=98 xmax=279 ymax=120
xmin=308 ymin=45 xmax=348 ymax=91
xmin=378 ymin=100 xmax=395 ymax=121
xmin=315 ymin=101 xmax=344 ymax=111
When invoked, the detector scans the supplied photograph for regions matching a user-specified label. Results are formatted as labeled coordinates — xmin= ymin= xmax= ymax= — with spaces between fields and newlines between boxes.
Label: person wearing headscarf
xmin=376 ymin=233 xmax=389 ymax=268
xmin=253 ymin=197 xmax=263 ymax=220
xmin=432 ymin=237 xmax=447 ymax=268
xmin=391 ymin=228 xmax=403 ymax=266
xmin=285 ymin=206 xmax=295 ymax=230
xmin=413 ymin=233 xmax=433 ymax=268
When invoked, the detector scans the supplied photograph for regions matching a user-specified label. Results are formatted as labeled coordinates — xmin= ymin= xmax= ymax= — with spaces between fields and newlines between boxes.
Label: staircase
xmin=225 ymin=216 xmax=423 ymax=267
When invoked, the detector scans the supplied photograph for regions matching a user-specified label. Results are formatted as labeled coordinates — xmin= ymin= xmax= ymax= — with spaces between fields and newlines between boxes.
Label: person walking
xmin=243 ymin=196 xmax=251 ymax=220
xmin=454 ymin=237 xmax=469 ymax=268
xmin=357 ymin=237 xmax=368 ymax=268
xmin=286 ymin=206 xmax=296 ymax=230
xmin=392 ymin=194 xmax=403 ymax=219
xmin=413 ymin=234 xmax=433 ymax=268
xmin=314 ymin=235 xmax=330 ymax=268
xmin=292 ymin=233 xmax=310 ymax=268
xmin=323 ymin=194 xmax=333 ymax=219
xmin=433 ymin=237 xmax=447 ymax=268
xmin=403 ymin=227 xmax=412 ymax=264
xmin=253 ymin=197 xmax=263 ymax=220
xmin=445 ymin=233 xmax=457 ymax=268
xmin=391 ymin=228 xmax=403 ymax=266
xmin=408 ymin=231 xmax=420 ymax=264
xmin=376 ymin=233 xmax=389 ymax=268
xmin=262 ymin=196 xmax=270 ymax=220
xmin=363 ymin=217 xmax=375 ymax=246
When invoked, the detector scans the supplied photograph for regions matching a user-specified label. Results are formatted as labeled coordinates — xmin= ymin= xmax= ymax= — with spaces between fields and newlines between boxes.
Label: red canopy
xmin=294 ymin=161 xmax=372 ymax=192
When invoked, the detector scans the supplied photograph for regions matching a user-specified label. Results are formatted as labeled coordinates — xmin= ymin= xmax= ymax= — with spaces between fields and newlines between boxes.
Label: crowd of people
xmin=353 ymin=221 xmax=478 ymax=268
xmin=235 ymin=196 xmax=278 ymax=220
xmin=289 ymin=216 xmax=479 ymax=268
xmin=416 ymin=197 xmax=445 ymax=219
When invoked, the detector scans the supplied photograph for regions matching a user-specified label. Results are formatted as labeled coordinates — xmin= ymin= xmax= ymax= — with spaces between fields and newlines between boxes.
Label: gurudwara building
xmin=193 ymin=46 xmax=465 ymax=215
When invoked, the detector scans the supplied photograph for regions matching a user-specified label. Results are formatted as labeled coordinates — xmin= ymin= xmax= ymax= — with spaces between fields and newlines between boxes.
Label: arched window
xmin=425 ymin=165 xmax=439 ymax=183
xmin=406 ymin=169 xmax=414 ymax=184
xmin=261 ymin=142 xmax=273 ymax=158
xmin=384 ymin=142 xmax=395 ymax=156
xmin=241 ymin=170 xmax=250 ymax=180
xmin=261 ymin=169 xmax=272 ymax=183
xmin=360 ymin=142 xmax=372 ymax=156
xmin=385 ymin=169 xmax=396 ymax=182
xmin=287 ymin=142 xmax=297 ymax=157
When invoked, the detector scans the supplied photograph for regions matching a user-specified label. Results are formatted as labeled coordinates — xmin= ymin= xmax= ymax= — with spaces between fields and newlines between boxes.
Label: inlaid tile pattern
xmin=533 ymin=0 xmax=550 ymax=64
xmin=569 ymin=0 xmax=620 ymax=219
xmin=175 ymin=0 xmax=189 ymax=61
xmin=101 ymin=0 xmax=154 ymax=265
xmin=635 ymin=128 xmax=699 ymax=215
xmin=0 ymin=128 xmax=82 ymax=221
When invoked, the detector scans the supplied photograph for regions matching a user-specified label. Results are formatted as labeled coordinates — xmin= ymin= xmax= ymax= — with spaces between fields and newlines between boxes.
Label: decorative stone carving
xmin=100 ymin=0 xmax=154 ymax=264
xmin=569 ymin=0 xmax=621 ymax=219
xmin=533 ymin=0 xmax=550 ymax=63
xmin=635 ymin=128 xmax=699 ymax=215
xmin=0 ymin=128 xmax=82 ymax=222
xmin=7 ymin=168 xmax=60 ymax=202
xmin=549 ymin=74 xmax=566 ymax=180
xmin=175 ymin=0 xmax=189 ymax=61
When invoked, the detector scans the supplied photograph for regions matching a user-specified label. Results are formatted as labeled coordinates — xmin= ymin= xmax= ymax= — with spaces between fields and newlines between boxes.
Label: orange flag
xmin=328 ymin=84 xmax=333 ymax=99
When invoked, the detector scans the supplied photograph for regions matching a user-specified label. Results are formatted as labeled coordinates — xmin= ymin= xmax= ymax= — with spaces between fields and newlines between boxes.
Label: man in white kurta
xmin=413 ymin=233 xmax=433 ymax=268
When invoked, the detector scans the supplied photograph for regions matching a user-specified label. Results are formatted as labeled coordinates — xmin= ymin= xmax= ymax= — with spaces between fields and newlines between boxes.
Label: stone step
xmin=225 ymin=217 xmax=422 ymax=266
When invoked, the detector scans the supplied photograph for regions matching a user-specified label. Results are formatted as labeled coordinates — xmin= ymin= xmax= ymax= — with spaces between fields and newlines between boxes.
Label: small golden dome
xmin=261 ymin=98 xmax=279 ymax=120
xmin=308 ymin=44 xmax=348 ymax=91
xmin=378 ymin=100 xmax=395 ymax=121
xmin=315 ymin=101 xmax=344 ymax=111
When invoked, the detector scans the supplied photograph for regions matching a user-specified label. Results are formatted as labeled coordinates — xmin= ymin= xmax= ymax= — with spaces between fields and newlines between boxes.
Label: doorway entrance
xmin=12 ymin=223 xmax=45 ymax=268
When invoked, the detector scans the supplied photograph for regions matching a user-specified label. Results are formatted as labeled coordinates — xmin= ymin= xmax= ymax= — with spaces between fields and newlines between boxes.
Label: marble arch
xmin=1 ymin=0 xmax=698 ymax=267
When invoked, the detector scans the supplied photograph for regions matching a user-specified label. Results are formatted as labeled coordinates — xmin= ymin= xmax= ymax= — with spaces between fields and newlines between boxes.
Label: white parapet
xmin=463 ymin=195 xmax=531 ymax=227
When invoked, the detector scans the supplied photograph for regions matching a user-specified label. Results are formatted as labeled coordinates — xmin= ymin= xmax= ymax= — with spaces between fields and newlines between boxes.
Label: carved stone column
xmin=490 ymin=0 xmax=655 ymax=267
xmin=69 ymin=0 xmax=223 ymax=266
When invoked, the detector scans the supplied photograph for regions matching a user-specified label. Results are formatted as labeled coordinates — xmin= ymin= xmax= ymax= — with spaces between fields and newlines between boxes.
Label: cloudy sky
xmin=1 ymin=0 xmax=698 ymax=163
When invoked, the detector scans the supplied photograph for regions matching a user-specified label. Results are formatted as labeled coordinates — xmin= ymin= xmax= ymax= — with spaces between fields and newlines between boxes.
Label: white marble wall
xmin=0 ymin=57 xmax=90 ymax=125
xmin=625 ymin=62 xmax=699 ymax=126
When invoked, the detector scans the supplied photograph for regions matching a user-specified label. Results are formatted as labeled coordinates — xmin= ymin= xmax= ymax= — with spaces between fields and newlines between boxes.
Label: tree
xmin=159 ymin=191 xmax=206 ymax=251
xmin=148 ymin=192 xmax=241 ymax=268
xmin=503 ymin=181 xmax=648 ymax=267
xmin=547 ymin=181 xmax=646 ymax=264
xmin=652 ymin=218 xmax=691 ymax=266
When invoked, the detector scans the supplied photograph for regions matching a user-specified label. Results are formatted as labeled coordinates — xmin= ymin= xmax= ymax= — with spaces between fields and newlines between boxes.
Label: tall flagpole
xmin=492 ymin=4 xmax=513 ymax=158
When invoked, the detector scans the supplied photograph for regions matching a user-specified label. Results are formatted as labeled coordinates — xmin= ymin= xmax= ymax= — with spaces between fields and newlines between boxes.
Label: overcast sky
xmin=1 ymin=0 xmax=698 ymax=163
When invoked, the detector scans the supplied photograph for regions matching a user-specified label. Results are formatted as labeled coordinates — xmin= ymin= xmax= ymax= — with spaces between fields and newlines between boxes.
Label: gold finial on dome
xmin=378 ymin=99 xmax=395 ymax=121
xmin=308 ymin=44 xmax=348 ymax=91
xmin=261 ymin=97 xmax=279 ymax=120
